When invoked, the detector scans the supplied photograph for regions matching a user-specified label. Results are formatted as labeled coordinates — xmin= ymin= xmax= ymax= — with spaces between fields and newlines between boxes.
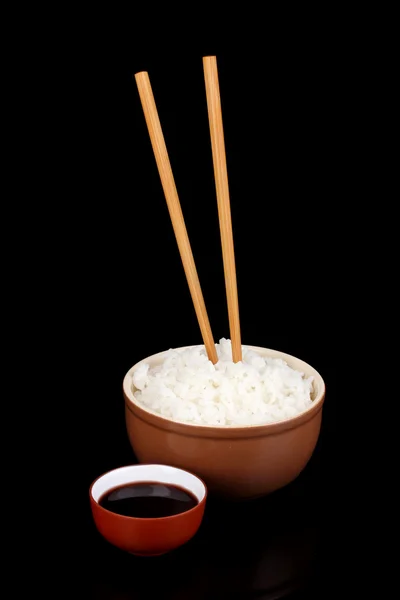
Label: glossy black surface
xmin=75 ymin=41 xmax=346 ymax=599
xmin=86 ymin=451 xmax=336 ymax=599
xmin=83 ymin=361 xmax=338 ymax=599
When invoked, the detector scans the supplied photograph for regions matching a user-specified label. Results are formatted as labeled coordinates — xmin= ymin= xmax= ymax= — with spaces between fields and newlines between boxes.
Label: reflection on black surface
xmin=86 ymin=452 xmax=332 ymax=600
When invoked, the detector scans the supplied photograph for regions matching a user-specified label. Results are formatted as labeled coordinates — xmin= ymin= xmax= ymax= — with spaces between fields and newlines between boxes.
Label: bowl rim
xmin=123 ymin=345 xmax=326 ymax=438
xmin=89 ymin=463 xmax=208 ymax=523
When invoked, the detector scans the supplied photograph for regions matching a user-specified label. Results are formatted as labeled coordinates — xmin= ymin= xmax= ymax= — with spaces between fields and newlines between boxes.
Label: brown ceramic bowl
xmin=123 ymin=346 xmax=326 ymax=499
xmin=89 ymin=464 xmax=207 ymax=555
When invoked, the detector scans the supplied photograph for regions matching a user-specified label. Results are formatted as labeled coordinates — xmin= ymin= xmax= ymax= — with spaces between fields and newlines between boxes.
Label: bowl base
xmin=129 ymin=551 xmax=167 ymax=557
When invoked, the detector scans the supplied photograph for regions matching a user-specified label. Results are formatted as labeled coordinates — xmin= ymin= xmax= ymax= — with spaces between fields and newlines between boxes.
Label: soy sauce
xmin=99 ymin=482 xmax=198 ymax=518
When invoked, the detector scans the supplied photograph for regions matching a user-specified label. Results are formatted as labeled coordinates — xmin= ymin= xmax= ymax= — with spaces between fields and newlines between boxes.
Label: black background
xmin=51 ymin=33 xmax=356 ymax=598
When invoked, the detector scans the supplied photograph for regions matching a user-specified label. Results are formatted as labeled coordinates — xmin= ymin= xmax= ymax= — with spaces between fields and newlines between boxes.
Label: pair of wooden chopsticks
xmin=135 ymin=56 xmax=241 ymax=364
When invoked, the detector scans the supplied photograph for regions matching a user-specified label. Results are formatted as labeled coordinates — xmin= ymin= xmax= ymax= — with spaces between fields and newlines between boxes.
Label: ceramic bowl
xmin=123 ymin=346 xmax=325 ymax=499
xmin=89 ymin=464 xmax=207 ymax=555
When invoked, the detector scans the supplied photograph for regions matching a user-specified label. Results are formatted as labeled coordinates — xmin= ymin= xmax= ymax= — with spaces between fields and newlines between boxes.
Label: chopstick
xmin=135 ymin=71 xmax=218 ymax=364
xmin=202 ymin=56 xmax=242 ymax=362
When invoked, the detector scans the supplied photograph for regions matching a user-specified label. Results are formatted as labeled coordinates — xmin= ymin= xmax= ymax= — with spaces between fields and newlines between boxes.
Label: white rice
xmin=132 ymin=339 xmax=314 ymax=427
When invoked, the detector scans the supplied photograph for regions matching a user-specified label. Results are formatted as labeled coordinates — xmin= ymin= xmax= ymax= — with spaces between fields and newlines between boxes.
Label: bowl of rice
xmin=123 ymin=339 xmax=325 ymax=499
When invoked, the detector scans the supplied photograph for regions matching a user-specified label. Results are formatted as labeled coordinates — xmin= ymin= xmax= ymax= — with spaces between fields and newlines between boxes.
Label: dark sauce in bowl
xmin=99 ymin=482 xmax=198 ymax=518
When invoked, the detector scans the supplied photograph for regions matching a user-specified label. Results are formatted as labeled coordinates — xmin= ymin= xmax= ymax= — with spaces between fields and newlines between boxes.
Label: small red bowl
xmin=89 ymin=464 xmax=207 ymax=556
